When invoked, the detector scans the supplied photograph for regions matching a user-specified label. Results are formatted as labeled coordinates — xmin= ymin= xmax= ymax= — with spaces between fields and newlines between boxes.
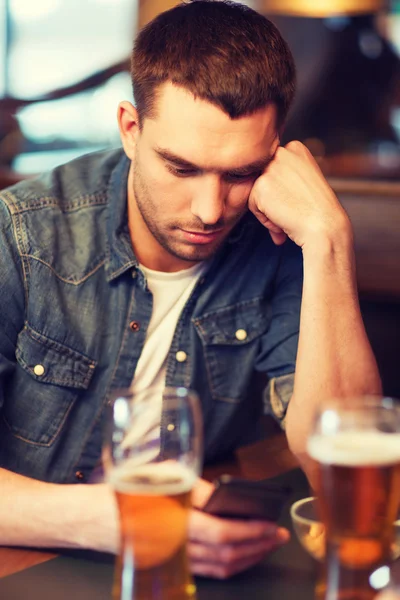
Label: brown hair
xmin=131 ymin=0 xmax=296 ymax=128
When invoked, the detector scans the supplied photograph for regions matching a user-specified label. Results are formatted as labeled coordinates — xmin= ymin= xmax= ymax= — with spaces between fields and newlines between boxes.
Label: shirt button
xmin=33 ymin=364 xmax=45 ymax=376
xmin=176 ymin=351 xmax=187 ymax=363
xmin=235 ymin=329 xmax=248 ymax=341
xmin=75 ymin=471 xmax=85 ymax=481
xmin=167 ymin=423 xmax=175 ymax=432
xmin=130 ymin=321 xmax=140 ymax=332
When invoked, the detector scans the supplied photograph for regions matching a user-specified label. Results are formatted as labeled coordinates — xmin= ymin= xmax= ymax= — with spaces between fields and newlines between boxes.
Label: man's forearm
xmin=286 ymin=228 xmax=382 ymax=480
xmin=247 ymin=141 xmax=381 ymax=479
xmin=0 ymin=470 xmax=213 ymax=553
xmin=0 ymin=468 xmax=119 ymax=552
xmin=0 ymin=469 xmax=281 ymax=580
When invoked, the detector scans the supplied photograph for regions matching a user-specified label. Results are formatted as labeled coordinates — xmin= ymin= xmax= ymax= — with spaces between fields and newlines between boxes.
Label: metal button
xmin=167 ymin=424 xmax=175 ymax=432
xmin=235 ymin=329 xmax=248 ymax=341
xmin=130 ymin=321 xmax=140 ymax=332
xmin=33 ymin=364 xmax=45 ymax=376
xmin=176 ymin=351 xmax=187 ymax=363
xmin=75 ymin=471 xmax=85 ymax=481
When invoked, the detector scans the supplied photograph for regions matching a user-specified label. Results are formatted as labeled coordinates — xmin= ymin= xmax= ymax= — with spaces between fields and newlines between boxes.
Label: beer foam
xmin=308 ymin=430 xmax=400 ymax=466
xmin=108 ymin=460 xmax=196 ymax=495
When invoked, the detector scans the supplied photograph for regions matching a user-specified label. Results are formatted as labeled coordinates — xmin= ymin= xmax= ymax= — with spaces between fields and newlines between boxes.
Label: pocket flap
xmin=16 ymin=326 xmax=96 ymax=389
xmin=194 ymin=298 xmax=271 ymax=346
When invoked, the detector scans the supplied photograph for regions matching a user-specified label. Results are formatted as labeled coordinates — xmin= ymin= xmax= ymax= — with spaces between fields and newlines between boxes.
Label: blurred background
xmin=0 ymin=0 xmax=399 ymax=396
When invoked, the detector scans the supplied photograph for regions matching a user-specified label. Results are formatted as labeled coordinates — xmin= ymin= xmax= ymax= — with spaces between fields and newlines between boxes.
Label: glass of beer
xmin=103 ymin=387 xmax=203 ymax=600
xmin=307 ymin=396 xmax=400 ymax=600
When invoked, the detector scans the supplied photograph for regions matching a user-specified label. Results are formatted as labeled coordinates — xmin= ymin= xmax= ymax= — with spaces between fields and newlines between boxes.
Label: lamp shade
xmin=259 ymin=0 xmax=386 ymax=17
xmin=138 ymin=0 xmax=181 ymax=29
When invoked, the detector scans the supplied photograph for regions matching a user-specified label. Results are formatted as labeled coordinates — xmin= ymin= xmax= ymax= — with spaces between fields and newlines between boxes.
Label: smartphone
xmin=202 ymin=474 xmax=292 ymax=521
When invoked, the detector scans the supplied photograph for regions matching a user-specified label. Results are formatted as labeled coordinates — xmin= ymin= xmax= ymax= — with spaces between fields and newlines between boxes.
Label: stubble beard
xmin=132 ymin=161 xmax=238 ymax=264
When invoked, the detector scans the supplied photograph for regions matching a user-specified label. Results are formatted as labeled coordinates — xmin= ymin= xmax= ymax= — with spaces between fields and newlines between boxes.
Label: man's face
xmin=124 ymin=82 xmax=279 ymax=271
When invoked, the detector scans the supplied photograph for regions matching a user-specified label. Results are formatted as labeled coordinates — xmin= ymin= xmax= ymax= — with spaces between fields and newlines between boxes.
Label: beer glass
xmin=103 ymin=387 xmax=203 ymax=600
xmin=307 ymin=396 xmax=400 ymax=600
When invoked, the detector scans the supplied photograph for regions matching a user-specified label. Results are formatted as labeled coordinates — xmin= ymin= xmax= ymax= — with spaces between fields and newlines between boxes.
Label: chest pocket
xmin=193 ymin=298 xmax=271 ymax=403
xmin=3 ymin=325 xmax=96 ymax=447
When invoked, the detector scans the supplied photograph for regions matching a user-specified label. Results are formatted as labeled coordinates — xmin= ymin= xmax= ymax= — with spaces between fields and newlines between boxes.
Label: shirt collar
xmin=104 ymin=150 xmax=138 ymax=282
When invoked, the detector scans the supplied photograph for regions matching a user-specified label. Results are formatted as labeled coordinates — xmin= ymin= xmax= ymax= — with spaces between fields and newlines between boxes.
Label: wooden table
xmin=0 ymin=426 xmax=299 ymax=580
xmin=0 ymin=467 xmax=315 ymax=600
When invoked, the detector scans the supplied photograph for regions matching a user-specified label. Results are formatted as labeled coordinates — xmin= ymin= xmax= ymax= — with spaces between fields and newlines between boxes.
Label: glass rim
xmin=290 ymin=496 xmax=318 ymax=526
xmin=291 ymin=496 xmax=400 ymax=528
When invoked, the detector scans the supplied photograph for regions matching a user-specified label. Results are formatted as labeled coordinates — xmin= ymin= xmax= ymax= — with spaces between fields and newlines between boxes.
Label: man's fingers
xmin=191 ymin=550 xmax=269 ymax=579
xmin=191 ymin=478 xmax=214 ymax=509
xmin=188 ymin=535 xmax=286 ymax=564
xmin=248 ymin=204 xmax=287 ymax=246
xmin=262 ymin=217 xmax=287 ymax=245
xmin=191 ymin=527 xmax=290 ymax=579
xmin=269 ymin=230 xmax=287 ymax=245
xmin=188 ymin=510 xmax=290 ymax=579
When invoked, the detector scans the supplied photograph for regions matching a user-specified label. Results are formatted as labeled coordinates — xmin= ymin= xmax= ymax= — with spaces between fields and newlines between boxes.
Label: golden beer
xmin=110 ymin=462 xmax=196 ymax=600
xmin=308 ymin=430 xmax=400 ymax=600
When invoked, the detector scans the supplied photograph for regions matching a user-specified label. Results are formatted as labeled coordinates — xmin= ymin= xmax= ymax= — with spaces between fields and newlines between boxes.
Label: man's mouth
xmin=179 ymin=228 xmax=224 ymax=245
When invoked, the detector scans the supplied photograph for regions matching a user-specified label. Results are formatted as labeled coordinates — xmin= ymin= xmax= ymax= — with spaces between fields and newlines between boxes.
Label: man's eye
xmin=224 ymin=171 xmax=261 ymax=183
xmin=167 ymin=165 xmax=197 ymax=177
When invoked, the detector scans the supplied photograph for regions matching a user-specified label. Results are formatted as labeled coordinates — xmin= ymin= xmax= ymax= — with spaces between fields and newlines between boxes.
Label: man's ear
xmin=117 ymin=101 xmax=141 ymax=160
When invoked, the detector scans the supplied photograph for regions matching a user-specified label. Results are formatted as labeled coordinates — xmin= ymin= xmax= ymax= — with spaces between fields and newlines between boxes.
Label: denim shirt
xmin=0 ymin=149 xmax=303 ymax=484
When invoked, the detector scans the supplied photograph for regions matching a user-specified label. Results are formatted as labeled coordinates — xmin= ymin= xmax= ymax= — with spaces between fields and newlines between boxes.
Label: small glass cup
xmin=291 ymin=496 xmax=325 ymax=562
xmin=291 ymin=496 xmax=400 ymax=563
xmin=103 ymin=387 xmax=203 ymax=600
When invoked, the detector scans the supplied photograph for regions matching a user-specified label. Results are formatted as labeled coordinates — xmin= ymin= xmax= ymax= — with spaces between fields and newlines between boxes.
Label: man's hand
xmin=188 ymin=508 xmax=289 ymax=579
xmin=248 ymin=141 xmax=350 ymax=248
xmin=189 ymin=478 xmax=289 ymax=579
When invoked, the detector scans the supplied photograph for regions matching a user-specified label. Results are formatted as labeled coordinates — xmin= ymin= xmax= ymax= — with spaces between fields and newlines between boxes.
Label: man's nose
xmin=190 ymin=176 xmax=226 ymax=226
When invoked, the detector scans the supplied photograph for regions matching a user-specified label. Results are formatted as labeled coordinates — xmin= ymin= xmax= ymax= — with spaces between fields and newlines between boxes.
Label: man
xmin=0 ymin=0 xmax=380 ymax=579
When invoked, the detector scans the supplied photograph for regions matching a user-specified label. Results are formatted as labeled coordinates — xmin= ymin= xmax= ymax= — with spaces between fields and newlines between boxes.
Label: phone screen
xmin=202 ymin=475 xmax=292 ymax=521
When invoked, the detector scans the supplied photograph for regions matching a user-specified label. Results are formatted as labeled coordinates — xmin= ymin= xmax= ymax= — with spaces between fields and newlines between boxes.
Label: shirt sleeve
xmin=254 ymin=239 xmax=303 ymax=427
xmin=0 ymin=194 xmax=26 ymax=411
xmin=264 ymin=372 xmax=294 ymax=429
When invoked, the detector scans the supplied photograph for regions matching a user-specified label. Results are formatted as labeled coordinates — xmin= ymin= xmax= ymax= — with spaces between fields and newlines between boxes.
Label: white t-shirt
xmin=129 ymin=261 xmax=206 ymax=443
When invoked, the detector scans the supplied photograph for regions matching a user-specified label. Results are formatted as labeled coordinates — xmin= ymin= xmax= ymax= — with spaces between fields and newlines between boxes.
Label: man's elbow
xmin=284 ymin=396 xmax=309 ymax=466
xmin=284 ymin=367 xmax=383 ymax=466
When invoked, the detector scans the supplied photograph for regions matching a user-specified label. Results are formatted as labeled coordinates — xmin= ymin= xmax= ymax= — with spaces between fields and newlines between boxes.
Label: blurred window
xmin=3 ymin=0 xmax=136 ymax=173
xmin=0 ymin=0 xmax=6 ymax=96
